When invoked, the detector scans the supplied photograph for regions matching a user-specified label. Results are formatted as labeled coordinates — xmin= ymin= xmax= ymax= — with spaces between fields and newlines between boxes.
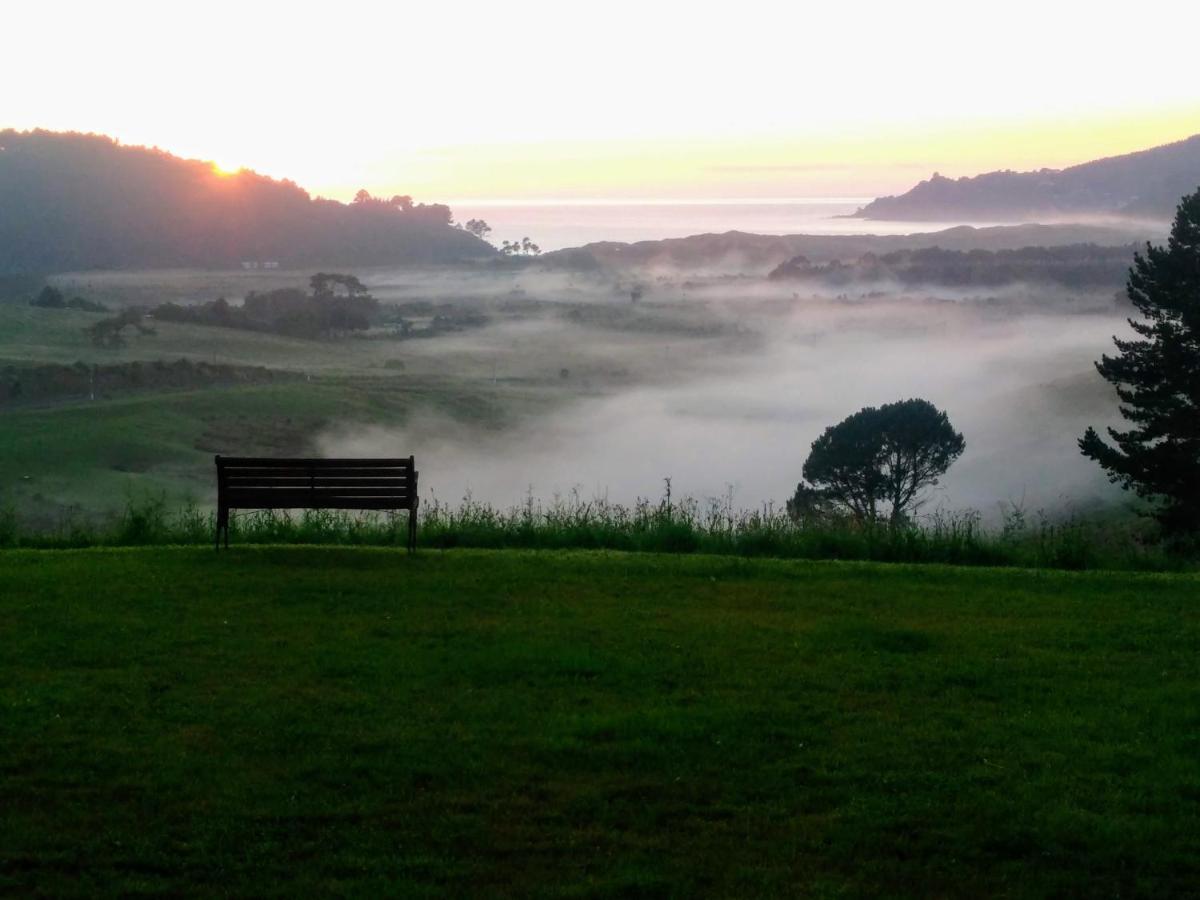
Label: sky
xmin=4 ymin=0 xmax=1199 ymax=203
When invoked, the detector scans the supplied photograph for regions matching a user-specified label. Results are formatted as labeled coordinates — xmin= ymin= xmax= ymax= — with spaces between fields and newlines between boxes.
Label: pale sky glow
xmin=4 ymin=0 xmax=1199 ymax=201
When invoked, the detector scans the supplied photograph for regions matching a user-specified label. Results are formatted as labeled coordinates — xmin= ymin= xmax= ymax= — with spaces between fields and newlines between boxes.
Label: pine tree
xmin=1080 ymin=188 xmax=1200 ymax=534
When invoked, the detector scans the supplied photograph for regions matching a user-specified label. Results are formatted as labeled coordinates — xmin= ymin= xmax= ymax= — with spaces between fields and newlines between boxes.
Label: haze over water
xmin=449 ymin=200 xmax=1002 ymax=251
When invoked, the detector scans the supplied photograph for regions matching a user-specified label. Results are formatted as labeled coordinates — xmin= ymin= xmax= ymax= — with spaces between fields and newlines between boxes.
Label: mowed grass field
xmin=1 ymin=549 xmax=1197 ymax=898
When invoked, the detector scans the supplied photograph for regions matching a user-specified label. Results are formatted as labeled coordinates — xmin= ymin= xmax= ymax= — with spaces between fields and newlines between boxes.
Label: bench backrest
xmin=216 ymin=456 xmax=417 ymax=511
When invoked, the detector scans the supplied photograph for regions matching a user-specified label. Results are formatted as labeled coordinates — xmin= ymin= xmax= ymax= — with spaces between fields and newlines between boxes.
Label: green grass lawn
xmin=1 ymin=548 xmax=1197 ymax=898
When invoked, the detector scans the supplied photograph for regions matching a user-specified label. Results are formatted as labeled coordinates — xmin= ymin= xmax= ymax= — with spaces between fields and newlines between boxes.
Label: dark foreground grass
xmin=1 ymin=548 xmax=1198 ymax=898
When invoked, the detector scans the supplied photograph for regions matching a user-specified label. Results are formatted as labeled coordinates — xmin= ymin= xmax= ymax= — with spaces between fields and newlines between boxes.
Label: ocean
xmin=448 ymin=199 xmax=996 ymax=252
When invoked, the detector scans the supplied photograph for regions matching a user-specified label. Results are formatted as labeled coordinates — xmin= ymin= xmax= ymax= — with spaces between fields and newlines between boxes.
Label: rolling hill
xmin=0 ymin=129 xmax=493 ymax=272
xmin=541 ymin=222 xmax=1152 ymax=275
xmin=852 ymin=133 xmax=1200 ymax=221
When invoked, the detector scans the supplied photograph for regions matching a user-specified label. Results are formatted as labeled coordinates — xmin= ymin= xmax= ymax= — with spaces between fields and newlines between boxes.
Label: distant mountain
xmin=0 ymin=130 xmax=493 ymax=272
xmin=541 ymin=223 xmax=1156 ymax=275
xmin=851 ymin=134 xmax=1200 ymax=221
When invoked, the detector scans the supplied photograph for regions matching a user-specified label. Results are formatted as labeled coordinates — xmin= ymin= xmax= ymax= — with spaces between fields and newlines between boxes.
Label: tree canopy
xmin=463 ymin=219 xmax=492 ymax=241
xmin=796 ymin=398 xmax=965 ymax=525
xmin=1080 ymin=188 xmax=1200 ymax=534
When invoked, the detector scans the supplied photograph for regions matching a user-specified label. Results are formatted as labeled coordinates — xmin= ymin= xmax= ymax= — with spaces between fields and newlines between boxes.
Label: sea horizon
xmin=446 ymin=197 xmax=1004 ymax=251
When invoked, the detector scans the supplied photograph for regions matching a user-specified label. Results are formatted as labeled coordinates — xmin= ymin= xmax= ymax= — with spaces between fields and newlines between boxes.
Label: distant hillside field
xmin=853 ymin=134 xmax=1200 ymax=221
xmin=1 ymin=547 xmax=1196 ymax=897
xmin=0 ymin=130 xmax=493 ymax=271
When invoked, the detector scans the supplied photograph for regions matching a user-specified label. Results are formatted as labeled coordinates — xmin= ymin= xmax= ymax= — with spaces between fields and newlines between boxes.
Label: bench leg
xmin=408 ymin=508 xmax=417 ymax=553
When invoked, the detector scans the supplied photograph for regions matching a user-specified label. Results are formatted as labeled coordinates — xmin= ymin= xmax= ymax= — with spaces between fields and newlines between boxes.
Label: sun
xmin=210 ymin=160 xmax=241 ymax=177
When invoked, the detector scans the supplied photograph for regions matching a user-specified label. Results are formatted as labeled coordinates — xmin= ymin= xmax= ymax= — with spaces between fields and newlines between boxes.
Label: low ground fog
xmin=320 ymin=270 xmax=1128 ymax=522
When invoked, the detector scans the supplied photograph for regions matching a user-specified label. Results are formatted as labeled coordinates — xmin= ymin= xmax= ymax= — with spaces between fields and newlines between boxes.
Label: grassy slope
xmin=0 ymin=299 xmax=727 ymax=521
xmin=0 ymin=378 xmax=515 ymax=519
xmin=1 ymin=548 xmax=1197 ymax=898
xmin=0 ymin=304 xmax=553 ymax=519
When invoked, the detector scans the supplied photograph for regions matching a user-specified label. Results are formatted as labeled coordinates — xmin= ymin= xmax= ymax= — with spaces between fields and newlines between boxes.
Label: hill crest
xmin=0 ymin=129 xmax=492 ymax=272
xmin=851 ymin=134 xmax=1200 ymax=221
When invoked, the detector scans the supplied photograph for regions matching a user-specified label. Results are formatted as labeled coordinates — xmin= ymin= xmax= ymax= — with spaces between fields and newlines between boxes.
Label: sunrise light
xmin=5 ymin=0 xmax=1200 ymax=893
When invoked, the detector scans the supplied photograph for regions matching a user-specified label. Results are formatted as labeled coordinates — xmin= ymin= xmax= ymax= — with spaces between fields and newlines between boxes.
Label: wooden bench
xmin=215 ymin=456 xmax=419 ymax=551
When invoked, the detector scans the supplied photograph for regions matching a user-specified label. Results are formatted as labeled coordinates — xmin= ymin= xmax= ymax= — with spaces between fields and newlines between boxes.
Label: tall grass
xmin=0 ymin=488 xmax=1188 ymax=572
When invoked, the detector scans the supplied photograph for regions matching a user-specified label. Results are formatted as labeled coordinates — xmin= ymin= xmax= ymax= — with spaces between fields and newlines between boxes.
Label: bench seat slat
xmin=219 ymin=457 xmax=409 ymax=468
xmin=222 ymin=467 xmax=411 ymax=479
xmin=226 ymin=476 xmax=410 ymax=488
xmin=223 ymin=495 xmax=416 ymax=511
xmin=227 ymin=488 xmax=413 ymax=500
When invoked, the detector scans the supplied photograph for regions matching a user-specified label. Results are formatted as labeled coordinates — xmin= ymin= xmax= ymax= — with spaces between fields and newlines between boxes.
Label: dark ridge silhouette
xmin=768 ymin=243 xmax=1137 ymax=290
xmin=0 ymin=130 xmax=494 ymax=272
xmin=851 ymin=134 xmax=1200 ymax=221
xmin=540 ymin=223 xmax=1151 ymax=275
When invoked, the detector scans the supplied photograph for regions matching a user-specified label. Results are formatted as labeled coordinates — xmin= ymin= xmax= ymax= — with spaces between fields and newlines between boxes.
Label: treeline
xmin=152 ymin=291 xmax=377 ymax=339
xmin=77 ymin=276 xmax=496 ymax=345
xmin=29 ymin=285 xmax=108 ymax=312
xmin=0 ymin=358 xmax=287 ymax=406
xmin=0 ymin=130 xmax=492 ymax=271
xmin=150 ymin=273 xmax=379 ymax=340
xmin=768 ymin=244 xmax=1135 ymax=289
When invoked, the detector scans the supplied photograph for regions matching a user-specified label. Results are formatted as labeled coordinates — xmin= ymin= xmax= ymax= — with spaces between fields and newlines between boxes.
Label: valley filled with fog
xmin=314 ymin=265 xmax=1130 ymax=522
xmin=2 ymin=221 xmax=1154 ymax=527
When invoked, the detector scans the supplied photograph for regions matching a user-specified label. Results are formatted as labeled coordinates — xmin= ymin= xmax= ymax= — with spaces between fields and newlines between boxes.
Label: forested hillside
xmin=0 ymin=130 xmax=493 ymax=271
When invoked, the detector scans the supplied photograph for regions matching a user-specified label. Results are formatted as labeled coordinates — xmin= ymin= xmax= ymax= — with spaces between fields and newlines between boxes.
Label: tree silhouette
xmin=310 ymin=272 xmax=369 ymax=298
xmin=1080 ymin=188 xmax=1200 ymax=534
xmin=797 ymin=398 xmax=965 ymax=525
xmin=464 ymin=219 xmax=492 ymax=241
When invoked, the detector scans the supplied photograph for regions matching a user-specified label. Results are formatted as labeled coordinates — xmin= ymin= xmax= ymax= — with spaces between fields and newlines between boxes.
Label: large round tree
xmin=1080 ymin=188 xmax=1200 ymax=535
xmin=794 ymin=398 xmax=965 ymax=526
